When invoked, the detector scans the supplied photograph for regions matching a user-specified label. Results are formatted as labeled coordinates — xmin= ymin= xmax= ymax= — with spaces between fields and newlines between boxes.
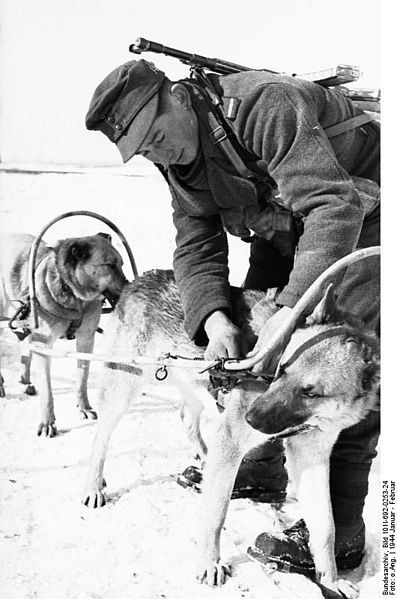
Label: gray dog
xmin=0 ymin=232 xmax=128 ymax=436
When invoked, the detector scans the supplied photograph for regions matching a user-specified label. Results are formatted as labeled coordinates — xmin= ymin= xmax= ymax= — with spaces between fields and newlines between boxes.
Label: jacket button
xmin=115 ymin=123 xmax=122 ymax=130
xmin=107 ymin=115 xmax=115 ymax=123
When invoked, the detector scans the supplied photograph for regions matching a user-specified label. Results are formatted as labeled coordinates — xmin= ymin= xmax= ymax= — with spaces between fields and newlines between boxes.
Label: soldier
xmin=85 ymin=59 xmax=380 ymax=576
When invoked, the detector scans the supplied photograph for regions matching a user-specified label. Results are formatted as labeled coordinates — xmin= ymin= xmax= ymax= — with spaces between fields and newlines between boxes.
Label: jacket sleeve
xmin=170 ymin=187 xmax=232 ymax=341
xmin=235 ymin=82 xmax=366 ymax=309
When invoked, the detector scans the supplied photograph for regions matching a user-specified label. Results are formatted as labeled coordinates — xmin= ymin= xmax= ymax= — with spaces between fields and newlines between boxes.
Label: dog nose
xmin=245 ymin=404 xmax=268 ymax=433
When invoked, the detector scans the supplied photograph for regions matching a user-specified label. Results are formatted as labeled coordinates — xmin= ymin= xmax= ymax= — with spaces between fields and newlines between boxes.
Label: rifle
xmin=129 ymin=36 xmax=362 ymax=88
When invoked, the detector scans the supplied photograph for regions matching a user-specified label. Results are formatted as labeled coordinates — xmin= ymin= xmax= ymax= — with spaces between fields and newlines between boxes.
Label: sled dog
xmin=82 ymin=269 xmax=379 ymax=599
xmin=0 ymin=232 xmax=127 ymax=436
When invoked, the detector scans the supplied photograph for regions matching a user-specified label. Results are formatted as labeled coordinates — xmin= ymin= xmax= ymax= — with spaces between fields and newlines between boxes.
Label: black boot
xmin=247 ymin=518 xmax=365 ymax=578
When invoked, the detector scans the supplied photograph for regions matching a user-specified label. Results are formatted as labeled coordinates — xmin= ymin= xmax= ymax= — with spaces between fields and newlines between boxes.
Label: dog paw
xmin=82 ymin=489 xmax=107 ymax=509
xmin=78 ymin=408 xmax=98 ymax=420
xmin=25 ymin=384 xmax=37 ymax=396
xmin=37 ymin=422 xmax=57 ymax=437
xmin=197 ymin=561 xmax=231 ymax=586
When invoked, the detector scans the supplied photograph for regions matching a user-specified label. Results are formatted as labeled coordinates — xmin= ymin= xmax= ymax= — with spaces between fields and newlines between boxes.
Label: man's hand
xmin=249 ymin=306 xmax=294 ymax=375
xmin=204 ymin=310 xmax=246 ymax=361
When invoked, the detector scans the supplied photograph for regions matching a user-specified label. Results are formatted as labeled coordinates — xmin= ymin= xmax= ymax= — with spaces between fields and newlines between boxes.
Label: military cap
xmin=85 ymin=59 xmax=166 ymax=163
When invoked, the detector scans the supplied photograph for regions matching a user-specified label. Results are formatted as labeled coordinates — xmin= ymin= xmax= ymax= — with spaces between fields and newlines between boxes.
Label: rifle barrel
xmin=129 ymin=37 xmax=278 ymax=76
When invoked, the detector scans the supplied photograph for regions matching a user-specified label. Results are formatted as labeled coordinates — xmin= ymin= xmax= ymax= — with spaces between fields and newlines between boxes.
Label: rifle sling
xmin=188 ymin=81 xmax=377 ymax=177
xmin=186 ymin=82 xmax=258 ymax=180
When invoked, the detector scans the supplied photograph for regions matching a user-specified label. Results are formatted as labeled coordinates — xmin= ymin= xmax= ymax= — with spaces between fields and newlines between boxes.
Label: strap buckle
xmin=209 ymin=125 xmax=228 ymax=144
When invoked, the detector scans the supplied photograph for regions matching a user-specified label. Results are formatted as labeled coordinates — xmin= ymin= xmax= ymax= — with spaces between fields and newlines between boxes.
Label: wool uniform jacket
xmin=161 ymin=70 xmax=380 ymax=341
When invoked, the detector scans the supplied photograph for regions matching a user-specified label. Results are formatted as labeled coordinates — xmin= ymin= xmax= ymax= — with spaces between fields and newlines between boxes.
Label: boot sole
xmin=247 ymin=544 xmax=364 ymax=576
xmin=247 ymin=545 xmax=316 ymax=579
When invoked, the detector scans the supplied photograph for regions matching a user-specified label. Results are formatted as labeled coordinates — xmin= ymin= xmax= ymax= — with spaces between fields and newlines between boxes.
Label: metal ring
xmin=155 ymin=365 xmax=168 ymax=381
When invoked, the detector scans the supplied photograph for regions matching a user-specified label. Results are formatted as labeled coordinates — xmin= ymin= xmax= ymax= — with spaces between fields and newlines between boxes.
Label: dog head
xmin=245 ymin=286 xmax=379 ymax=439
xmin=55 ymin=233 xmax=128 ymax=304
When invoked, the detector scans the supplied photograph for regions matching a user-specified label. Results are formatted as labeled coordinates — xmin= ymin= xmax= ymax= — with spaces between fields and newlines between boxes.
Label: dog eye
xmin=301 ymin=387 xmax=318 ymax=398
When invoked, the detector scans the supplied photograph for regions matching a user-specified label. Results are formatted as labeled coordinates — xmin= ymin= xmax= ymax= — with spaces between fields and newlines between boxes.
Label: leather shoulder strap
xmin=324 ymin=113 xmax=376 ymax=139
xmin=185 ymin=81 xmax=257 ymax=180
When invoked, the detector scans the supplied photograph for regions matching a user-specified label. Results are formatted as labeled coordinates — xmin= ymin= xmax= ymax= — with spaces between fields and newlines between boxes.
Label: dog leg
xmin=176 ymin=372 xmax=221 ymax=461
xmin=197 ymin=435 xmax=242 ymax=585
xmin=180 ymin=400 xmax=207 ymax=459
xmin=301 ymin=463 xmax=359 ymax=599
xmin=82 ymin=370 xmax=137 ymax=508
xmin=74 ymin=306 xmax=101 ymax=420
xmin=299 ymin=462 xmax=338 ymax=586
xmin=288 ymin=438 xmax=351 ymax=598
xmin=197 ymin=386 xmax=261 ymax=586
xmin=35 ymin=350 xmax=57 ymax=437
xmin=19 ymin=338 xmax=36 ymax=395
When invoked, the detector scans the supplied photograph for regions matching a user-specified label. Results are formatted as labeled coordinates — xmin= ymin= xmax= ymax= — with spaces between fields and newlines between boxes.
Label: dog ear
xmin=96 ymin=232 xmax=112 ymax=243
xmin=65 ymin=240 xmax=91 ymax=265
xmin=306 ymin=284 xmax=341 ymax=325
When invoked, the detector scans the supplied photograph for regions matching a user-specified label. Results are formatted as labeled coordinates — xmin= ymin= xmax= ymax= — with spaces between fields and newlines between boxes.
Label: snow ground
xmin=0 ymin=169 xmax=381 ymax=598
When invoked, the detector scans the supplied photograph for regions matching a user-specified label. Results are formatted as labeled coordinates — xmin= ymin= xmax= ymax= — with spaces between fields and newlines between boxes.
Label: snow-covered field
xmin=0 ymin=168 xmax=381 ymax=598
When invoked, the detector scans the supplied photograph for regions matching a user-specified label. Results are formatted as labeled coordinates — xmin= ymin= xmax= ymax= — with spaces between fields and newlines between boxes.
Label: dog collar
xmin=274 ymin=325 xmax=353 ymax=379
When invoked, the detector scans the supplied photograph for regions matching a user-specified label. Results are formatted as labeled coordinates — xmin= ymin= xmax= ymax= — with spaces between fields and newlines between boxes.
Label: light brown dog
xmin=0 ymin=232 xmax=128 ymax=436
xmin=82 ymin=269 xmax=379 ymax=599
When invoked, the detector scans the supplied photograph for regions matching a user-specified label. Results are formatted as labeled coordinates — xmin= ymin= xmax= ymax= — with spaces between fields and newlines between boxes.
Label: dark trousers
xmin=241 ymin=206 xmax=380 ymax=535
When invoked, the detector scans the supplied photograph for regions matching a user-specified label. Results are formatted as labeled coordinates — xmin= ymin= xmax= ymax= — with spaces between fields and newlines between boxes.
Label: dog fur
xmin=0 ymin=232 xmax=128 ymax=436
xmin=82 ymin=269 xmax=379 ymax=599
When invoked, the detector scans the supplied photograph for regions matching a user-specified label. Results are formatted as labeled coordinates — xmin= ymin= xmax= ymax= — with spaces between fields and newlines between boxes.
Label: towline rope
xmin=24 ymin=246 xmax=380 ymax=383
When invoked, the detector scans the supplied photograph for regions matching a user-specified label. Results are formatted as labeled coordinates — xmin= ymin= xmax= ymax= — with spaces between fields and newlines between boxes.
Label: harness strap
xmin=8 ymin=252 xmax=83 ymax=341
xmin=323 ymin=113 xmax=376 ymax=139
xmin=275 ymin=326 xmax=353 ymax=378
xmin=9 ymin=295 xmax=83 ymax=341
